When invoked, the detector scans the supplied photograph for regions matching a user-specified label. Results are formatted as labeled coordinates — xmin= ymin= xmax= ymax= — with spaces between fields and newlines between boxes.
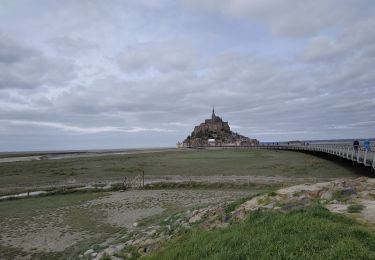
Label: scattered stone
xmin=263 ymin=203 xmax=275 ymax=209
xmin=84 ymin=249 xmax=94 ymax=256
xmin=326 ymin=203 xmax=348 ymax=213
xmin=147 ymin=229 xmax=157 ymax=237
xmin=181 ymin=222 xmax=191 ymax=229
xmin=138 ymin=247 xmax=147 ymax=254
xmin=103 ymin=246 xmax=116 ymax=256
xmin=112 ymin=244 xmax=125 ymax=253
xmin=133 ymin=222 xmax=139 ymax=227
xmin=124 ymin=240 xmax=133 ymax=246
xmin=321 ymin=190 xmax=333 ymax=200
xmin=93 ymin=252 xmax=104 ymax=260
xmin=145 ymin=238 xmax=157 ymax=245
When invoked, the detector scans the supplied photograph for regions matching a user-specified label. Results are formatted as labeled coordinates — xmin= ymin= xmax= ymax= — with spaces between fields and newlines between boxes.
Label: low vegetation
xmin=147 ymin=205 xmax=375 ymax=259
xmin=0 ymin=149 xmax=358 ymax=193
xmin=347 ymin=204 xmax=365 ymax=213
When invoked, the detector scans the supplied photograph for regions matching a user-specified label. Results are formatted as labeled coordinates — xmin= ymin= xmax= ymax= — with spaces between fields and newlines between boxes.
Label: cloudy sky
xmin=0 ymin=0 xmax=374 ymax=151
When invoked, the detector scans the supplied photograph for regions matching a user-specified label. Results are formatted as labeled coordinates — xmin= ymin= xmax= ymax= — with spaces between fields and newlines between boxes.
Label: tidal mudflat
xmin=0 ymin=189 xmax=260 ymax=259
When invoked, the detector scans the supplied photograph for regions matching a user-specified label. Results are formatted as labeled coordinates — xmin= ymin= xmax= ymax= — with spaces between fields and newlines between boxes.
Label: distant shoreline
xmin=0 ymin=147 xmax=176 ymax=163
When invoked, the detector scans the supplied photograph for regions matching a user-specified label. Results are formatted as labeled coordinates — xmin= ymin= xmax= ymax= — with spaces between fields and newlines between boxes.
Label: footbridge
xmin=198 ymin=142 xmax=375 ymax=172
xmin=255 ymin=143 xmax=375 ymax=171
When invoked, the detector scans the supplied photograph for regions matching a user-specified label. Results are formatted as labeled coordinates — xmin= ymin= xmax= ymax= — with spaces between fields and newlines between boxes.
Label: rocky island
xmin=177 ymin=108 xmax=259 ymax=148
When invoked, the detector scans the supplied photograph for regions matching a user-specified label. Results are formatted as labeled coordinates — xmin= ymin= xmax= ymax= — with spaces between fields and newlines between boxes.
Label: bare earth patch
xmin=1 ymin=225 xmax=87 ymax=252
xmin=85 ymin=189 xmax=254 ymax=228
xmin=0 ymin=189 xmax=254 ymax=258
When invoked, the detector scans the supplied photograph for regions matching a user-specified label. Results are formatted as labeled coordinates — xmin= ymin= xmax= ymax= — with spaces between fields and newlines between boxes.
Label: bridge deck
xmin=258 ymin=144 xmax=374 ymax=171
xmin=197 ymin=144 xmax=375 ymax=171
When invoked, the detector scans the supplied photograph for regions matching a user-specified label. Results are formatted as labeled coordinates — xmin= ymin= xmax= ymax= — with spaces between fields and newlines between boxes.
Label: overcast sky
xmin=0 ymin=0 xmax=374 ymax=151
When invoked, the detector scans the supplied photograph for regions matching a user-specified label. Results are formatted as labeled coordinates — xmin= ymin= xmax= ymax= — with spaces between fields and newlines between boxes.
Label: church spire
xmin=212 ymin=106 xmax=215 ymax=119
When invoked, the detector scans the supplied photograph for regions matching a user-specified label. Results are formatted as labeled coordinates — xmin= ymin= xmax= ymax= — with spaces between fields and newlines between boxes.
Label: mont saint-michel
xmin=177 ymin=108 xmax=259 ymax=148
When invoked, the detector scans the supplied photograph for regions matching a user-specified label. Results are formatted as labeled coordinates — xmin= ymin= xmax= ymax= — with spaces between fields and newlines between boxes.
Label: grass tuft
xmin=347 ymin=204 xmax=365 ymax=213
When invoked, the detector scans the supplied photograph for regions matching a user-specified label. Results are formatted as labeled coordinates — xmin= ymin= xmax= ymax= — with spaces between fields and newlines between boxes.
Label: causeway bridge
xmin=256 ymin=143 xmax=375 ymax=171
xmin=197 ymin=142 xmax=375 ymax=172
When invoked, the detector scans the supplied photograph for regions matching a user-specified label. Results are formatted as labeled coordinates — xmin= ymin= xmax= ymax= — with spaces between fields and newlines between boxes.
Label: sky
xmin=0 ymin=0 xmax=375 ymax=151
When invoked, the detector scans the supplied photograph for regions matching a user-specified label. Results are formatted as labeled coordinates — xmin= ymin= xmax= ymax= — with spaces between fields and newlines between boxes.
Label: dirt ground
xmin=0 ymin=189 xmax=256 ymax=259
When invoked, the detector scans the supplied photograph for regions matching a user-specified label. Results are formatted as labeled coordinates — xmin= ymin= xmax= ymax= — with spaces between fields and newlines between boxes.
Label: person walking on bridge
xmin=364 ymin=139 xmax=371 ymax=151
xmin=353 ymin=140 xmax=360 ymax=152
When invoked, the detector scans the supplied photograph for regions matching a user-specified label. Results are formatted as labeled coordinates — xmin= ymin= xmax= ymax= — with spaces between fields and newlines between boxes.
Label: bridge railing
xmin=192 ymin=143 xmax=375 ymax=171
xmin=256 ymin=143 xmax=375 ymax=170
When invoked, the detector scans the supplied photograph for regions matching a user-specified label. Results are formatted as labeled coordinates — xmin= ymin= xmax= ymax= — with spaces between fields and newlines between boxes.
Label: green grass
xmin=347 ymin=204 xmax=365 ymax=213
xmin=0 ymin=192 xmax=104 ymax=218
xmin=147 ymin=205 xmax=375 ymax=260
xmin=0 ymin=149 xmax=357 ymax=192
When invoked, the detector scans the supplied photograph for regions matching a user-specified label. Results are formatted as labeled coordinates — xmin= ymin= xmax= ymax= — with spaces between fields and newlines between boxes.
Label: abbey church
xmin=177 ymin=108 xmax=259 ymax=148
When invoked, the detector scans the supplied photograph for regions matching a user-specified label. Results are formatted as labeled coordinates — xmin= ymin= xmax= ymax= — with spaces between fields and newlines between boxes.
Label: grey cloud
xmin=303 ymin=20 xmax=375 ymax=62
xmin=0 ymin=35 xmax=37 ymax=63
xmin=0 ymin=119 xmax=174 ymax=134
xmin=186 ymin=0 xmax=374 ymax=37
xmin=34 ymin=44 xmax=372 ymax=139
xmin=117 ymin=42 xmax=197 ymax=73
xmin=47 ymin=36 xmax=98 ymax=56
xmin=0 ymin=36 xmax=76 ymax=89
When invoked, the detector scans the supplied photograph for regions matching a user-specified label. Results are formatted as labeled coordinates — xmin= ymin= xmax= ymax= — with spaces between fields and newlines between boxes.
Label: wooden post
xmin=142 ymin=170 xmax=145 ymax=188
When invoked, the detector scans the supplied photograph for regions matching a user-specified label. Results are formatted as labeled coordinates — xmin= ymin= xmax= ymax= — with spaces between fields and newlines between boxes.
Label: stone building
xmin=177 ymin=108 xmax=259 ymax=148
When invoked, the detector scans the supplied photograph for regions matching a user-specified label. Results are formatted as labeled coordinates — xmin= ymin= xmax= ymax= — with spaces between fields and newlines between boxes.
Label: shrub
xmin=268 ymin=191 xmax=277 ymax=197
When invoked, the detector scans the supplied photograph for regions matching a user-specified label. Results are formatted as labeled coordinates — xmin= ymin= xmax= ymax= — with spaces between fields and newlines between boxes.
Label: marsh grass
xmin=347 ymin=204 xmax=365 ymax=213
xmin=0 ymin=150 xmax=358 ymax=192
xmin=147 ymin=205 xmax=375 ymax=260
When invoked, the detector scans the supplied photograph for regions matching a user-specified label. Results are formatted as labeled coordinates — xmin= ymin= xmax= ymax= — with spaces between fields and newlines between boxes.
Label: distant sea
xmin=0 ymin=147 xmax=175 ymax=155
